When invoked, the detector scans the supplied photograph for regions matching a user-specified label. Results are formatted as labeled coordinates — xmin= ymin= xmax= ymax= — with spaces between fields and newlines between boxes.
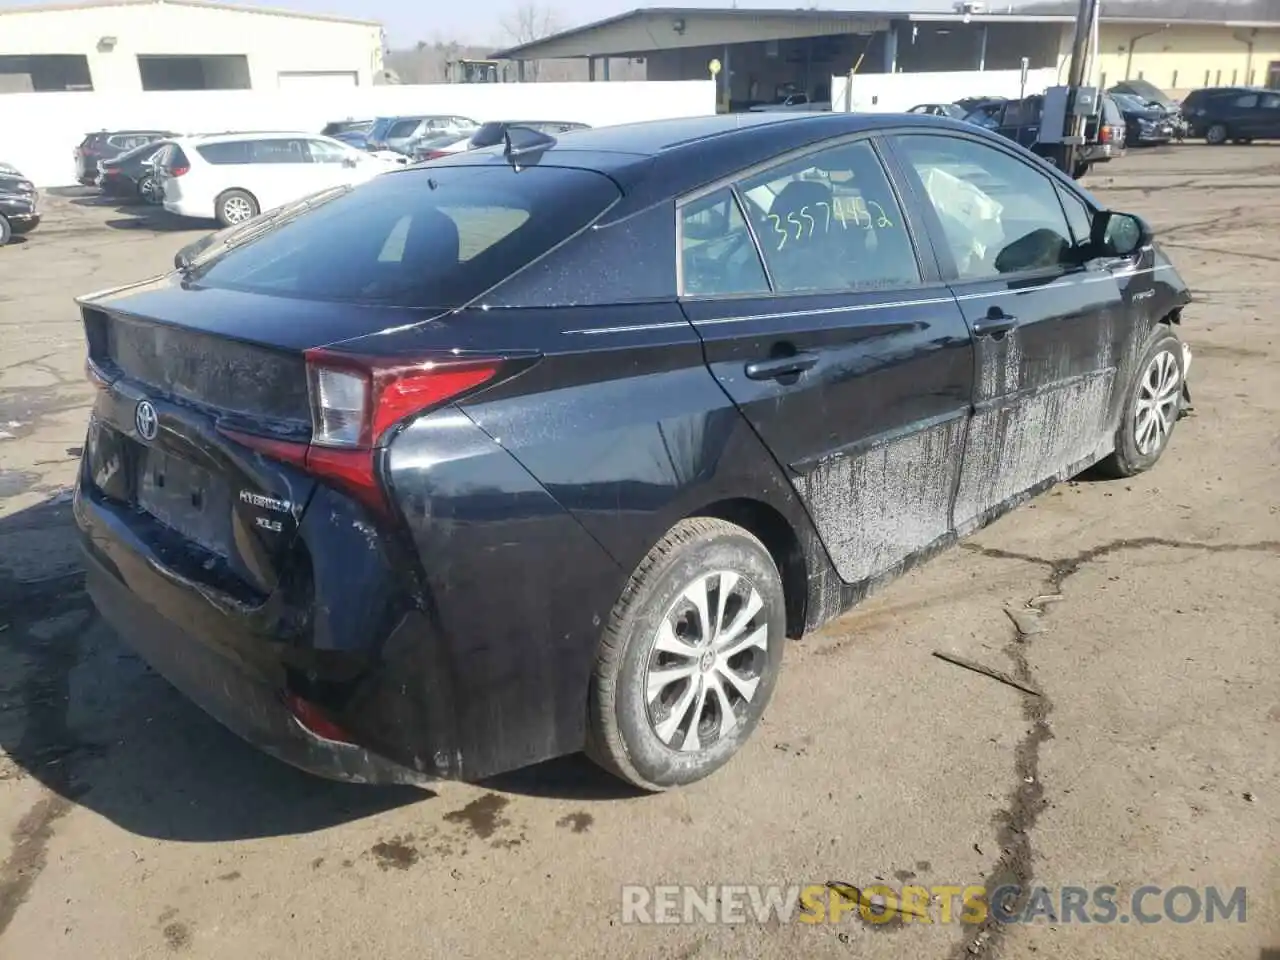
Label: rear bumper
xmin=75 ymin=481 xmax=436 ymax=787
xmin=163 ymin=196 xmax=209 ymax=220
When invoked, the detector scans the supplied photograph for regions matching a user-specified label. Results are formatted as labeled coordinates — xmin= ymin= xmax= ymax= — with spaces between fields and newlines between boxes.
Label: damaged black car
xmin=73 ymin=114 xmax=1193 ymax=790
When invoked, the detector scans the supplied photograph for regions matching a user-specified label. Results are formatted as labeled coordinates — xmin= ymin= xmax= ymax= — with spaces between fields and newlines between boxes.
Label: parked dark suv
xmin=983 ymin=93 xmax=1125 ymax=177
xmin=75 ymin=130 xmax=174 ymax=185
xmin=74 ymin=114 xmax=1192 ymax=791
xmin=1185 ymin=88 xmax=1280 ymax=143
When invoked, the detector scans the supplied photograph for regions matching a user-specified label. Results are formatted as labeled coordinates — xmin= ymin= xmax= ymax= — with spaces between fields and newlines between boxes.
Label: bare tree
xmin=500 ymin=3 xmax=561 ymax=80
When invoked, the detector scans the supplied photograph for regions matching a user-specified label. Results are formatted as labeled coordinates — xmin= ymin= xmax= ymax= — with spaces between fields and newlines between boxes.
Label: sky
xmin=2 ymin=0 xmax=955 ymax=47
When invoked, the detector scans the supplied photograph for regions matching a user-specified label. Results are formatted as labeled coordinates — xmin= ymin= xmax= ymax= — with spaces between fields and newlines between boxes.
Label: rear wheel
xmin=1096 ymin=328 xmax=1186 ymax=478
xmin=137 ymin=173 xmax=159 ymax=204
xmin=0 ymin=215 xmax=10 ymax=245
xmin=216 ymin=189 xmax=259 ymax=227
xmin=1206 ymin=123 xmax=1228 ymax=145
xmin=586 ymin=518 xmax=787 ymax=791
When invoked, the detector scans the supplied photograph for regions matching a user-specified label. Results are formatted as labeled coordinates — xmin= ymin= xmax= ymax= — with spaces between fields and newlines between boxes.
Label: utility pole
xmin=1059 ymin=0 xmax=1101 ymax=175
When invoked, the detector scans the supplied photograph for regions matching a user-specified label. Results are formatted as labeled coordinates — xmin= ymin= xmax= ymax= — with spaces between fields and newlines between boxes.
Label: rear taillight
xmin=424 ymin=150 xmax=450 ymax=160
xmin=168 ymin=163 xmax=189 ymax=177
xmin=219 ymin=350 xmax=507 ymax=515
xmin=1099 ymin=125 xmax=1113 ymax=144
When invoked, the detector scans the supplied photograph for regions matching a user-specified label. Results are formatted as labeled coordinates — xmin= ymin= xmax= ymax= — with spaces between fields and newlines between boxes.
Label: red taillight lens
xmin=169 ymin=164 xmax=189 ymax=177
xmin=425 ymin=150 xmax=449 ymax=160
xmin=282 ymin=691 xmax=356 ymax=744
xmin=219 ymin=351 xmax=505 ymax=516
xmin=1099 ymin=125 xmax=1112 ymax=144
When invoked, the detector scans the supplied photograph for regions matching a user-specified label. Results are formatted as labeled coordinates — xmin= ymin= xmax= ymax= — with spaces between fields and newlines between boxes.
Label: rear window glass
xmin=188 ymin=166 xmax=621 ymax=308
xmin=386 ymin=119 xmax=420 ymax=138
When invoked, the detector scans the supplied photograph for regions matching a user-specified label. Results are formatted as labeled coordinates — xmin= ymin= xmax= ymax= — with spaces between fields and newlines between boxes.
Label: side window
xmin=1261 ymin=93 xmax=1280 ymax=109
xmin=307 ymin=139 xmax=350 ymax=164
xmin=196 ymin=140 xmax=251 ymax=165
xmin=1055 ymin=184 xmax=1094 ymax=247
xmin=734 ymin=139 xmax=921 ymax=293
xmin=1233 ymin=93 xmax=1259 ymax=108
xmin=386 ymin=119 xmax=421 ymax=139
xmin=893 ymin=134 xmax=1075 ymax=279
xmin=679 ymin=188 xmax=769 ymax=298
xmin=251 ymin=139 xmax=308 ymax=163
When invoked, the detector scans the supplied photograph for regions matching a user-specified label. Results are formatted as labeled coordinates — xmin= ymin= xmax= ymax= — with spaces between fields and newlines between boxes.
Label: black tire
xmin=586 ymin=517 xmax=787 ymax=791
xmin=1072 ymin=161 xmax=1090 ymax=180
xmin=215 ymin=189 xmax=259 ymax=227
xmin=1096 ymin=327 xmax=1186 ymax=478
xmin=0 ymin=215 xmax=10 ymax=246
xmin=1206 ymin=123 xmax=1228 ymax=145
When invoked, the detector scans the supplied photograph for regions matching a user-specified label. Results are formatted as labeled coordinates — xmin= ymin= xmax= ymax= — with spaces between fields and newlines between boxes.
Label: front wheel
xmin=137 ymin=174 xmax=160 ymax=204
xmin=216 ymin=189 xmax=259 ymax=227
xmin=586 ymin=517 xmax=787 ymax=791
xmin=1096 ymin=328 xmax=1186 ymax=478
xmin=1206 ymin=123 xmax=1228 ymax=145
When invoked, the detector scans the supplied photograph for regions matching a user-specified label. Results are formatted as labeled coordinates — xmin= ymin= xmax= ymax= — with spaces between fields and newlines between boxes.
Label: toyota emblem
xmin=135 ymin=399 xmax=159 ymax=441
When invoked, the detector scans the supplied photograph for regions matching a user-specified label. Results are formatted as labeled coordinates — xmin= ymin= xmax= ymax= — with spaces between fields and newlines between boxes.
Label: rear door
xmin=1255 ymin=92 xmax=1280 ymax=138
xmin=887 ymin=131 xmax=1124 ymax=534
xmin=246 ymin=138 xmax=315 ymax=209
xmin=679 ymin=136 xmax=975 ymax=584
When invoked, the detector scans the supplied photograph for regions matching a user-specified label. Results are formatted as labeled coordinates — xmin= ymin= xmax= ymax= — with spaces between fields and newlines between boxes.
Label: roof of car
xmin=176 ymin=131 xmax=327 ymax=144
xmin=412 ymin=112 xmax=1005 ymax=220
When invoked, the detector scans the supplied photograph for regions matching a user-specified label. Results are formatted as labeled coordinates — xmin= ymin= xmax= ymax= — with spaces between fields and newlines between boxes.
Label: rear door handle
xmin=744 ymin=353 xmax=819 ymax=381
xmin=972 ymin=313 xmax=1019 ymax=339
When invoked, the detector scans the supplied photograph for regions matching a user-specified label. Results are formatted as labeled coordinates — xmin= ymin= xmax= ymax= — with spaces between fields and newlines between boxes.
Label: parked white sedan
xmin=155 ymin=132 xmax=404 ymax=227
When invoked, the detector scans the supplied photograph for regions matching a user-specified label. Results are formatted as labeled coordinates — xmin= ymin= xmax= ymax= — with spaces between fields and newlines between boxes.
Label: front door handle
xmin=972 ymin=312 xmax=1019 ymax=339
xmin=744 ymin=353 xmax=819 ymax=381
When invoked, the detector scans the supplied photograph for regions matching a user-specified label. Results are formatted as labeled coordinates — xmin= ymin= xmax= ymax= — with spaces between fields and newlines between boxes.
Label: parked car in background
xmin=985 ymin=93 xmax=1125 ymax=177
xmin=960 ymin=98 xmax=1007 ymax=129
xmin=1110 ymin=79 xmax=1180 ymax=114
xmin=75 ymin=130 xmax=173 ymax=185
xmin=908 ymin=103 xmax=968 ymax=119
xmin=1185 ymin=88 xmax=1280 ymax=144
xmin=430 ymin=119 xmax=592 ymax=156
xmin=0 ymin=176 xmax=39 ymax=244
xmin=321 ymin=119 xmax=373 ymax=138
xmin=1110 ymin=92 xmax=1175 ymax=146
xmin=96 ymin=140 xmax=169 ymax=203
xmin=409 ymin=132 xmax=472 ymax=161
xmin=365 ymin=115 xmax=478 ymax=155
xmin=73 ymin=113 xmax=1191 ymax=791
xmin=1108 ymin=81 xmax=1185 ymax=138
xmin=154 ymin=132 xmax=403 ymax=227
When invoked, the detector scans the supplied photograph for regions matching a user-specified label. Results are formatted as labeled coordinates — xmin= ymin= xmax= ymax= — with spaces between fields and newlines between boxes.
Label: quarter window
xmin=734 ymin=139 xmax=921 ymax=293
xmin=1055 ymin=184 xmax=1094 ymax=247
xmin=893 ymin=134 xmax=1075 ymax=279
xmin=307 ymin=139 xmax=352 ymax=164
xmin=680 ymin=188 xmax=770 ymax=297
xmin=1233 ymin=93 xmax=1259 ymax=108
xmin=1261 ymin=93 xmax=1280 ymax=109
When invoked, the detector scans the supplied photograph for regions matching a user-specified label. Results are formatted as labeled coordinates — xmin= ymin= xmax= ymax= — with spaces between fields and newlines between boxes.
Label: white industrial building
xmin=0 ymin=0 xmax=386 ymax=93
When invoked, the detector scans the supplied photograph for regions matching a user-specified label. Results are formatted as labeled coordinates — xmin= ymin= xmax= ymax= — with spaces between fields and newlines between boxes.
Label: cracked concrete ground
xmin=1 ymin=149 xmax=1278 ymax=960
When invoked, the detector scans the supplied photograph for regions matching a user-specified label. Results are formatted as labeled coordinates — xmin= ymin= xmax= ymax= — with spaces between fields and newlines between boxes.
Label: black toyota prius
xmin=74 ymin=113 xmax=1192 ymax=791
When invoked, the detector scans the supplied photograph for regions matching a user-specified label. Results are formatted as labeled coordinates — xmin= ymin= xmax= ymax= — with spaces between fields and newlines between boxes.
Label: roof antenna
xmin=502 ymin=125 xmax=557 ymax=171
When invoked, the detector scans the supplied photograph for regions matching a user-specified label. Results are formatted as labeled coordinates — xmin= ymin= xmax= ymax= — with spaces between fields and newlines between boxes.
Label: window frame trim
xmin=674 ymin=130 xmax=937 ymax=301
xmin=882 ymin=128 xmax=1102 ymax=285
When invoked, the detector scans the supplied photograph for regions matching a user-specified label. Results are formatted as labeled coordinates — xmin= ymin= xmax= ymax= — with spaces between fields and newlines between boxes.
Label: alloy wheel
xmin=223 ymin=197 xmax=253 ymax=224
xmin=1134 ymin=349 xmax=1181 ymax=456
xmin=644 ymin=571 xmax=768 ymax=753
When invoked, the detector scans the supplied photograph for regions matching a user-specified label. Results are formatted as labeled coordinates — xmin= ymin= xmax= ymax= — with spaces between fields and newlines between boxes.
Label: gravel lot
xmin=1 ymin=147 xmax=1277 ymax=960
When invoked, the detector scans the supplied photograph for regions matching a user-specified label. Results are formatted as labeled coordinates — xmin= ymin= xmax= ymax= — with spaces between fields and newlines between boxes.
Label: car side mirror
xmin=1091 ymin=210 xmax=1151 ymax=258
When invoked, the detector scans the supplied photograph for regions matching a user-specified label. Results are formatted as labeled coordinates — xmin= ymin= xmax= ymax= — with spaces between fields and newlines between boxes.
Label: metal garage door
xmin=277 ymin=71 xmax=358 ymax=89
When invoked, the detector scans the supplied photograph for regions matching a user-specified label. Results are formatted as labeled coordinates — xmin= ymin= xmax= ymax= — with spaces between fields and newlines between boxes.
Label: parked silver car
xmin=366 ymin=115 xmax=478 ymax=155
